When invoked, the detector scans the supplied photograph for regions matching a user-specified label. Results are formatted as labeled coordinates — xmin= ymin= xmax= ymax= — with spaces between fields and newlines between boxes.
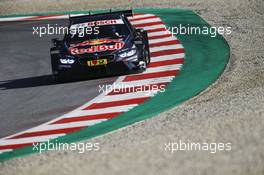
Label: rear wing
xmin=69 ymin=10 xmax=133 ymax=21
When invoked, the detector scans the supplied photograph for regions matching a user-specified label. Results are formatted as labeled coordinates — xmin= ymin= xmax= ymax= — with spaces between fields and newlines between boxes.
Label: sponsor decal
xmin=70 ymin=19 xmax=124 ymax=29
xmin=70 ymin=39 xmax=123 ymax=47
xmin=70 ymin=41 xmax=125 ymax=55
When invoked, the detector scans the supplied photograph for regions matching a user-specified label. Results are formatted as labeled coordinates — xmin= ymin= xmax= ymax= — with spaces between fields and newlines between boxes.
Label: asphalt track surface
xmin=0 ymin=20 xmax=117 ymax=138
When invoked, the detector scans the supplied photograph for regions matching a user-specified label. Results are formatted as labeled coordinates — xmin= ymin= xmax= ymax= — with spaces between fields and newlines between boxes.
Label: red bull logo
xmin=70 ymin=39 xmax=122 ymax=48
xmin=70 ymin=41 xmax=125 ymax=55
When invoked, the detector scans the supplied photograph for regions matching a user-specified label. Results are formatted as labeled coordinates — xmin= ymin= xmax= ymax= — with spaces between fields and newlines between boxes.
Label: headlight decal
xmin=60 ymin=58 xmax=75 ymax=64
xmin=118 ymin=49 xmax=137 ymax=58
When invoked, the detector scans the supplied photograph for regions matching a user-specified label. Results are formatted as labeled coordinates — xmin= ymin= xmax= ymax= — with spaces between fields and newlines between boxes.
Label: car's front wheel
xmin=144 ymin=49 xmax=150 ymax=65
xmin=138 ymin=49 xmax=150 ymax=71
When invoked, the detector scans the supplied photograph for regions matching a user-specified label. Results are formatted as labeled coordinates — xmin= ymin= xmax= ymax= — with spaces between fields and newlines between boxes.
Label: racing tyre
xmin=144 ymin=49 xmax=151 ymax=65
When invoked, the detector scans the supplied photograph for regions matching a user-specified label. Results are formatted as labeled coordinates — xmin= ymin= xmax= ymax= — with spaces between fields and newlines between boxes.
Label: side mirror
xmin=52 ymin=38 xmax=60 ymax=46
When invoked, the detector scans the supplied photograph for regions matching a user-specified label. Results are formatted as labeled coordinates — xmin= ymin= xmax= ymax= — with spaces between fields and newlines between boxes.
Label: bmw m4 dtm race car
xmin=50 ymin=10 xmax=150 ymax=81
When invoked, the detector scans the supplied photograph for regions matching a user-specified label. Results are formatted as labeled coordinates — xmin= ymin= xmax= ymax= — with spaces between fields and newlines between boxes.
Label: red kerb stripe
xmin=84 ymin=97 xmax=149 ymax=110
xmin=148 ymin=34 xmax=172 ymax=40
xmin=151 ymin=49 xmax=185 ymax=57
xmin=123 ymin=70 xmax=179 ymax=82
xmin=148 ymin=58 xmax=184 ymax=68
xmin=9 ymin=126 xmax=85 ymax=139
xmin=129 ymin=15 xmax=157 ymax=22
xmin=133 ymin=21 xmax=164 ymax=28
xmin=0 ymin=143 xmax=34 ymax=150
xmin=146 ymin=28 xmax=167 ymax=33
xmin=52 ymin=112 xmax=122 ymax=124
xmin=149 ymin=40 xmax=180 ymax=48
xmin=26 ymin=14 xmax=63 ymax=20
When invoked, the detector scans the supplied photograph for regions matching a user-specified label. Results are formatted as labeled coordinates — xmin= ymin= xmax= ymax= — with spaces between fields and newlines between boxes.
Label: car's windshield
xmin=68 ymin=18 xmax=130 ymax=43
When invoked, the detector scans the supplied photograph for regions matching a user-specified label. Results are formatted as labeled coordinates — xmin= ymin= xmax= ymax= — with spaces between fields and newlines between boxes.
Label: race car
xmin=50 ymin=10 xmax=150 ymax=81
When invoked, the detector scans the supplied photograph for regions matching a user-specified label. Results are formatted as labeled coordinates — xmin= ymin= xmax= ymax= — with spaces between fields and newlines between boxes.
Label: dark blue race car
xmin=50 ymin=10 xmax=150 ymax=82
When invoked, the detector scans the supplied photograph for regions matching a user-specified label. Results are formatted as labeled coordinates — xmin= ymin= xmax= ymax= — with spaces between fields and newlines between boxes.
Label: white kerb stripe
xmin=150 ymin=44 xmax=184 ymax=52
xmin=150 ymin=53 xmax=185 ymax=62
xmin=149 ymin=37 xmax=176 ymax=44
xmin=128 ymin=14 xmax=155 ymax=20
xmin=140 ymin=24 xmax=166 ymax=31
xmin=26 ymin=119 xmax=107 ymax=133
xmin=0 ymin=134 xmax=64 ymax=145
xmin=63 ymin=104 xmax=137 ymax=118
xmin=130 ymin=18 xmax=161 ymax=25
xmin=115 ymin=76 xmax=174 ymax=88
xmin=98 ymin=91 xmax=155 ymax=103
xmin=0 ymin=16 xmax=35 ymax=22
xmin=140 ymin=64 xmax=182 ymax=74
xmin=148 ymin=31 xmax=171 ymax=37
xmin=0 ymin=149 xmax=13 ymax=154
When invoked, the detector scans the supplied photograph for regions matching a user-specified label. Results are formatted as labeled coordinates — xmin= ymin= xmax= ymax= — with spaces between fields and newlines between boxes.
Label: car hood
xmin=66 ymin=35 xmax=133 ymax=58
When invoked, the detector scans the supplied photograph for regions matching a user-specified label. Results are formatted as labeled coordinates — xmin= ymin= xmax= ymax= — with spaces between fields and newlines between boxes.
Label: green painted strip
xmin=0 ymin=8 xmax=229 ymax=162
